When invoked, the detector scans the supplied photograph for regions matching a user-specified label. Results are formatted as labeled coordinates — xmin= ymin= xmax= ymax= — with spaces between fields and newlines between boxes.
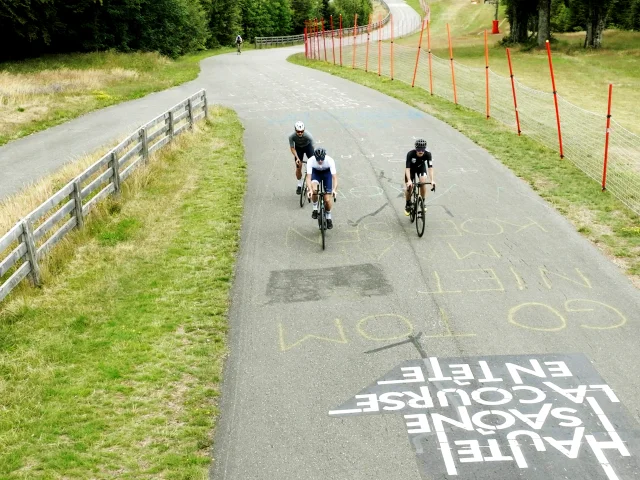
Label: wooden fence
xmin=0 ymin=89 xmax=209 ymax=303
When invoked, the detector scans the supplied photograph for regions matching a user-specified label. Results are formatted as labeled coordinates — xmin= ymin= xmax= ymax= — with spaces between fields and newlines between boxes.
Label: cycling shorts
xmin=295 ymin=144 xmax=314 ymax=163
xmin=311 ymin=168 xmax=333 ymax=193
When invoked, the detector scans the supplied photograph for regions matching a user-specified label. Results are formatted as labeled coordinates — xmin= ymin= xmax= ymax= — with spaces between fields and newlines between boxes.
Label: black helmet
xmin=415 ymin=139 xmax=427 ymax=150
xmin=314 ymin=147 xmax=326 ymax=160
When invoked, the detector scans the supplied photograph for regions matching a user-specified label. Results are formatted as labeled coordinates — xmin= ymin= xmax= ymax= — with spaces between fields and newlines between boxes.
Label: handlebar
xmin=411 ymin=181 xmax=436 ymax=192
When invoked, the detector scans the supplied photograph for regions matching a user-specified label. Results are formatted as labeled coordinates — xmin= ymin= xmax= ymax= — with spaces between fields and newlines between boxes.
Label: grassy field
xmin=390 ymin=0 xmax=640 ymax=133
xmin=0 ymin=107 xmax=245 ymax=479
xmin=0 ymin=48 xmax=233 ymax=146
xmin=289 ymin=54 xmax=640 ymax=287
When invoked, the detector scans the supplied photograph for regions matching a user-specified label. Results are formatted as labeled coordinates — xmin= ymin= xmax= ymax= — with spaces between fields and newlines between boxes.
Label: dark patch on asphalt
xmin=266 ymin=263 xmax=392 ymax=303
xmin=365 ymin=331 xmax=428 ymax=358
xmin=347 ymin=202 xmax=389 ymax=227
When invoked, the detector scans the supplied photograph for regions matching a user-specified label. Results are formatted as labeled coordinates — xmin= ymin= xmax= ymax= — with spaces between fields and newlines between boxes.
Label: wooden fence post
xmin=141 ymin=128 xmax=149 ymax=164
xmin=168 ymin=111 xmax=175 ymax=139
xmin=111 ymin=151 xmax=121 ymax=194
xmin=21 ymin=219 xmax=41 ymax=287
xmin=203 ymin=92 xmax=209 ymax=119
xmin=188 ymin=98 xmax=194 ymax=128
xmin=72 ymin=180 xmax=84 ymax=229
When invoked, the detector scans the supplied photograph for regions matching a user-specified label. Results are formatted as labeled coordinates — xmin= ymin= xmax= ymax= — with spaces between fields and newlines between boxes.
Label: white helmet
xmin=294 ymin=121 xmax=305 ymax=132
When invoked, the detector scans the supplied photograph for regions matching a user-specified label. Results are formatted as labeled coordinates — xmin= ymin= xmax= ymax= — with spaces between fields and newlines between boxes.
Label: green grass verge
xmin=0 ymin=106 xmax=245 ymax=478
xmin=288 ymin=54 xmax=640 ymax=284
xmin=0 ymin=48 xmax=234 ymax=146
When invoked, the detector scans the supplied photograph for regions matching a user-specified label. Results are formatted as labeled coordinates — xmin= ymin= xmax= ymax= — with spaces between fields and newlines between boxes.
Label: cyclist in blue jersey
xmin=306 ymin=147 xmax=338 ymax=229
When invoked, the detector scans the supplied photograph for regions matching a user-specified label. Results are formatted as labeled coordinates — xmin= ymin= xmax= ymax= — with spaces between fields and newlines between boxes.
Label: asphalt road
xmin=207 ymin=45 xmax=640 ymax=480
xmin=2 ymin=2 xmax=640 ymax=479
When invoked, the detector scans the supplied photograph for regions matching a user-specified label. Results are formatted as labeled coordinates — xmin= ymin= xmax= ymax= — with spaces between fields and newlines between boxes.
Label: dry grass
xmin=0 ymin=69 xmax=138 ymax=134
xmin=0 ymin=140 xmax=123 ymax=234
xmin=0 ymin=69 xmax=138 ymax=100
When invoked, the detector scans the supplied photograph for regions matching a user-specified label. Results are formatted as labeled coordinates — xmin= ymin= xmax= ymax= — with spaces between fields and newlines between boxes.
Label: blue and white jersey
xmin=308 ymin=155 xmax=336 ymax=174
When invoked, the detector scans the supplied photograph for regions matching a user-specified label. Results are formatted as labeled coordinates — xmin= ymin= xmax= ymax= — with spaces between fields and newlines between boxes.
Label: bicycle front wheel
xmin=416 ymin=196 xmax=426 ymax=237
xmin=409 ymin=193 xmax=416 ymax=223
xmin=299 ymin=182 xmax=306 ymax=208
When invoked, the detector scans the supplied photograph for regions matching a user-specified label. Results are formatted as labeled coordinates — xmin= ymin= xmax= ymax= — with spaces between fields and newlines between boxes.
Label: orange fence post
xmin=602 ymin=84 xmax=613 ymax=191
xmin=314 ymin=19 xmax=319 ymax=59
xmin=427 ymin=19 xmax=433 ymax=95
xmin=339 ymin=15 xmax=343 ymax=66
xmin=352 ymin=14 xmax=358 ymax=69
xmin=330 ymin=16 xmax=335 ymax=65
xmin=304 ymin=26 xmax=308 ymax=58
xmin=546 ymin=40 xmax=564 ymax=159
xmin=412 ymin=19 xmax=426 ymax=87
xmin=447 ymin=23 xmax=458 ymax=104
xmin=485 ymin=30 xmax=490 ymax=119
xmin=321 ymin=19 xmax=327 ymax=61
xmin=365 ymin=14 xmax=372 ymax=72
xmin=378 ymin=15 xmax=382 ymax=76
xmin=506 ymin=48 xmax=522 ymax=136
xmin=390 ymin=14 xmax=395 ymax=80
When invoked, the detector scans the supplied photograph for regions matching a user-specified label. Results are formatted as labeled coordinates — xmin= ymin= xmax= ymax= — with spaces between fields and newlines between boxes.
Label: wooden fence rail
xmin=0 ymin=89 xmax=209 ymax=304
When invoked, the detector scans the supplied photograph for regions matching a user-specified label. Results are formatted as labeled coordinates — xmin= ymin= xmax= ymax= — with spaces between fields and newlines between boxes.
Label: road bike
xmin=299 ymin=160 xmax=308 ymax=208
xmin=236 ymin=42 xmax=242 ymax=54
xmin=408 ymin=180 xmax=435 ymax=238
xmin=311 ymin=179 xmax=336 ymax=250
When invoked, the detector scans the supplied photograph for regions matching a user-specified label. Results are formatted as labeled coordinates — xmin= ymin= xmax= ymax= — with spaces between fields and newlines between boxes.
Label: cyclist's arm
xmin=405 ymin=167 xmax=412 ymax=185
xmin=305 ymin=168 xmax=313 ymax=193
xmin=428 ymin=167 xmax=434 ymax=184
xmin=289 ymin=135 xmax=300 ymax=161
xmin=329 ymin=159 xmax=338 ymax=194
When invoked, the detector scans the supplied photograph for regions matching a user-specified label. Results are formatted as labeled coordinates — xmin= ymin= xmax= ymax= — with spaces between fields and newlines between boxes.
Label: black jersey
xmin=406 ymin=149 xmax=433 ymax=170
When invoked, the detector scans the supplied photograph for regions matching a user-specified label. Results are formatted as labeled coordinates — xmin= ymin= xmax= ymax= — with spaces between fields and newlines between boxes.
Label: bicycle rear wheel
xmin=416 ymin=196 xmax=426 ymax=237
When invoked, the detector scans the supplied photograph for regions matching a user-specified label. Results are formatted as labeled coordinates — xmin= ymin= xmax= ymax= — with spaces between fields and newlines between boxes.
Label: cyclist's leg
xmin=310 ymin=169 xmax=320 ymax=218
xmin=418 ymin=165 xmax=428 ymax=198
xmin=404 ymin=170 xmax=414 ymax=214
xmin=323 ymin=170 xmax=333 ymax=212
xmin=295 ymin=146 xmax=304 ymax=179
xmin=322 ymin=171 xmax=334 ymax=228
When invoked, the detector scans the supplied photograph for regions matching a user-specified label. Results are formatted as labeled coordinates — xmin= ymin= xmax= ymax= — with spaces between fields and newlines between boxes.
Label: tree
xmin=581 ymin=0 xmax=614 ymax=47
xmin=270 ymin=0 xmax=294 ymax=36
xmin=291 ymin=0 xmax=320 ymax=33
xmin=537 ymin=0 xmax=552 ymax=46
xmin=504 ymin=0 xmax=537 ymax=43
xmin=205 ymin=0 xmax=241 ymax=47
xmin=332 ymin=0 xmax=373 ymax=28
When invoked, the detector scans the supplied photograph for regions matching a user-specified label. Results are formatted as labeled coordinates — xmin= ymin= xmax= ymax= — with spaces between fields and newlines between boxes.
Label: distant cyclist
xmin=404 ymin=138 xmax=435 ymax=215
xmin=289 ymin=121 xmax=315 ymax=194
xmin=306 ymin=147 xmax=338 ymax=229
xmin=235 ymin=34 xmax=243 ymax=54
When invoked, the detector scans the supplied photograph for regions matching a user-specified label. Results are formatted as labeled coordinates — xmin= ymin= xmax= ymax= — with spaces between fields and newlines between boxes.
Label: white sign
xmin=329 ymin=354 xmax=639 ymax=479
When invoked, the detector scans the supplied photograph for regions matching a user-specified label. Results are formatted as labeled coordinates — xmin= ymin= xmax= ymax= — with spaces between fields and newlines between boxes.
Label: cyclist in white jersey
xmin=306 ymin=147 xmax=338 ymax=229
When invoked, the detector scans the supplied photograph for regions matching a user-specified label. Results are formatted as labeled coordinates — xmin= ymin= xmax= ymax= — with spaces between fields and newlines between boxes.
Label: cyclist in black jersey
xmin=404 ymin=138 xmax=435 ymax=216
